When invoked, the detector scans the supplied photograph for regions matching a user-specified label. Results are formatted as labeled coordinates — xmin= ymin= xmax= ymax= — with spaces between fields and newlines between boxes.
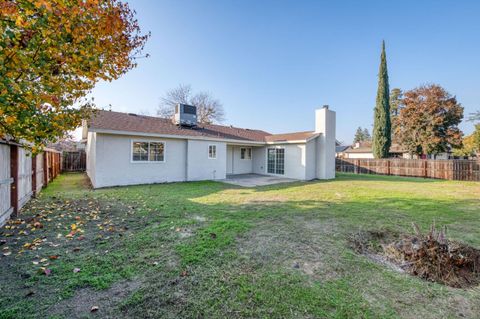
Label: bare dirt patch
xmin=237 ymin=216 xmax=343 ymax=280
xmin=349 ymin=225 xmax=480 ymax=288
xmin=49 ymin=278 xmax=142 ymax=318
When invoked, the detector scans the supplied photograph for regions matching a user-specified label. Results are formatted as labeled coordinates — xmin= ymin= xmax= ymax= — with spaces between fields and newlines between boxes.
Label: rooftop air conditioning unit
xmin=174 ymin=103 xmax=197 ymax=127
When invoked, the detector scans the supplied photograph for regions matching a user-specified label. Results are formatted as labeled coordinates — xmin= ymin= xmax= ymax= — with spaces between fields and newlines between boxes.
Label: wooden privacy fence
xmin=0 ymin=140 xmax=60 ymax=226
xmin=62 ymin=150 xmax=86 ymax=172
xmin=336 ymin=158 xmax=480 ymax=181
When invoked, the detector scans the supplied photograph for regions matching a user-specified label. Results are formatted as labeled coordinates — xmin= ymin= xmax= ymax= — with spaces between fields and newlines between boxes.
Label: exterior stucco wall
xmin=186 ymin=140 xmax=226 ymax=181
xmin=315 ymin=108 xmax=336 ymax=179
xmin=226 ymin=145 xmax=254 ymax=175
xmin=252 ymin=147 xmax=266 ymax=174
xmin=305 ymin=138 xmax=317 ymax=180
xmin=280 ymin=144 xmax=307 ymax=180
xmin=252 ymin=144 xmax=307 ymax=180
xmin=86 ymin=132 xmax=97 ymax=187
xmin=93 ymin=133 xmax=187 ymax=188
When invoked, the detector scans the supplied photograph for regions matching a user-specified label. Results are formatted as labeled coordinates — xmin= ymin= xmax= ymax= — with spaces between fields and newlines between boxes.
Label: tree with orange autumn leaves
xmin=0 ymin=0 xmax=149 ymax=151
xmin=394 ymin=84 xmax=463 ymax=156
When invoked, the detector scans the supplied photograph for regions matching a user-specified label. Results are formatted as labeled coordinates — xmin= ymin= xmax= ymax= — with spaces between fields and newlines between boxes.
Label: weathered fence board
xmin=0 ymin=144 xmax=12 ymax=226
xmin=62 ymin=151 xmax=86 ymax=172
xmin=336 ymin=158 xmax=480 ymax=181
xmin=0 ymin=140 xmax=60 ymax=226
xmin=34 ymin=155 xmax=44 ymax=195
xmin=17 ymin=147 xmax=33 ymax=210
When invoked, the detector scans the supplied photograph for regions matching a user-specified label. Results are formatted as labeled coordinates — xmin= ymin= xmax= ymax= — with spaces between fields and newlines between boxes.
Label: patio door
xmin=267 ymin=148 xmax=285 ymax=175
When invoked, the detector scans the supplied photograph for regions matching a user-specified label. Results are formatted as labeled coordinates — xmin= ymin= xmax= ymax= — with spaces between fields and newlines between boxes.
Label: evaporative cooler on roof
xmin=174 ymin=103 xmax=197 ymax=127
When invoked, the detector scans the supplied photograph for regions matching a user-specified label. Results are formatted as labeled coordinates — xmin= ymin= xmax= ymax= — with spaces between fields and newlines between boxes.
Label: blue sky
xmin=82 ymin=0 xmax=480 ymax=143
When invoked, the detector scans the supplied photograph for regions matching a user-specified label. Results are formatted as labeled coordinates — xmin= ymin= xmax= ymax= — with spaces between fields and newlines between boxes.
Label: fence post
xmin=355 ymin=159 xmax=360 ymax=174
xmin=471 ymin=161 xmax=474 ymax=181
xmin=43 ymin=152 xmax=48 ymax=187
xmin=387 ymin=160 xmax=391 ymax=175
xmin=10 ymin=145 xmax=19 ymax=216
xmin=32 ymin=154 xmax=37 ymax=197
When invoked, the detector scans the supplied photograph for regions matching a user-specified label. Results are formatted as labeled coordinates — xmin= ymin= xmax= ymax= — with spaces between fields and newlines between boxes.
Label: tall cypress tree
xmin=372 ymin=40 xmax=392 ymax=158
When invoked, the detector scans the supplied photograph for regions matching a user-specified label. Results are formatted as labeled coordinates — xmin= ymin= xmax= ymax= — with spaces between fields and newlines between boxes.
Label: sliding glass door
xmin=267 ymin=148 xmax=285 ymax=175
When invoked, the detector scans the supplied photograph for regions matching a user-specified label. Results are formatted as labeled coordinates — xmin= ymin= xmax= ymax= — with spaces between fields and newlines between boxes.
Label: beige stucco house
xmin=341 ymin=142 xmax=452 ymax=160
xmin=83 ymin=106 xmax=336 ymax=188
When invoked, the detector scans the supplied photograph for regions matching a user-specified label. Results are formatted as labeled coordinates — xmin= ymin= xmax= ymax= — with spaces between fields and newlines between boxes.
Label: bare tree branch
xmin=157 ymin=84 xmax=225 ymax=124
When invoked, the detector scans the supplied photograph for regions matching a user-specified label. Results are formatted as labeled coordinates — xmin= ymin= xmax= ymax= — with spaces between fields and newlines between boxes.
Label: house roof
xmin=343 ymin=142 xmax=407 ymax=154
xmin=264 ymin=131 xmax=318 ymax=143
xmin=336 ymin=145 xmax=349 ymax=153
xmin=87 ymin=110 xmax=317 ymax=143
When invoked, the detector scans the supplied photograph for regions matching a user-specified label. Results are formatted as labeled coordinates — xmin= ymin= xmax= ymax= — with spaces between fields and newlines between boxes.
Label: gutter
xmin=90 ymin=128 xmax=312 ymax=146
xmin=90 ymin=128 xmax=266 ymax=145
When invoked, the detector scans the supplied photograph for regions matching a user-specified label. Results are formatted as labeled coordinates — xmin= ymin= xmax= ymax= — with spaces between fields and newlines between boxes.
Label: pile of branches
xmin=384 ymin=222 xmax=480 ymax=288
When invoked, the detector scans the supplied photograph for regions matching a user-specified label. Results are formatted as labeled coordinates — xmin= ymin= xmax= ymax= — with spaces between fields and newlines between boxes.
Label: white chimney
xmin=315 ymin=105 xmax=336 ymax=179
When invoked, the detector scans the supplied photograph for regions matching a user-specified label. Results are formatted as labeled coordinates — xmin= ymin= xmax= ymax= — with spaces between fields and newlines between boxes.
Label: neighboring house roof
xmin=335 ymin=145 xmax=349 ymax=153
xmin=87 ymin=110 xmax=317 ymax=144
xmin=264 ymin=131 xmax=318 ymax=143
xmin=343 ymin=142 xmax=407 ymax=154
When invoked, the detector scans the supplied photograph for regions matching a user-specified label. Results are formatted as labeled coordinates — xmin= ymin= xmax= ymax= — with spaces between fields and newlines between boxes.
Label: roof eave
xmin=90 ymin=128 xmax=266 ymax=145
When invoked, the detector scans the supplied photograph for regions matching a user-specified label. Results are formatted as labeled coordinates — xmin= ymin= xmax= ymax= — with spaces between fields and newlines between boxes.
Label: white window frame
xmin=240 ymin=147 xmax=252 ymax=160
xmin=266 ymin=146 xmax=285 ymax=175
xmin=131 ymin=139 xmax=166 ymax=163
xmin=208 ymin=144 xmax=217 ymax=159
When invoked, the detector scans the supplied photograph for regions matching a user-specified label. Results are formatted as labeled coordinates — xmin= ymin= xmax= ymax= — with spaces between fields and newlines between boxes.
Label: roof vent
xmin=323 ymin=105 xmax=329 ymax=109
xmin=174 ymin=104 xmax=197 ymax=127
xmin=128 ymin=113 xmax=138 ymax=116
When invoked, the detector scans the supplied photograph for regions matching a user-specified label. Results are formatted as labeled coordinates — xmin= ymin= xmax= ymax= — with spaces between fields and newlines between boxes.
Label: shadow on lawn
xmin=335 ymin=172 xmax=445 ymax=183
xmin=1 ymin=174 xmax=480 ymax=319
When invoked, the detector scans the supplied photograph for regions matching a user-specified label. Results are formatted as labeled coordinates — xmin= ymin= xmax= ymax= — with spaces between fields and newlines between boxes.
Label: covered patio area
xmin=220 ymin=173 xmax=297 ymax=187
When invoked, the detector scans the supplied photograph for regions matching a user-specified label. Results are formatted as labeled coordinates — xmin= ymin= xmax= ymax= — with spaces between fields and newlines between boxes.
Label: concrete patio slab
xmin=220 ymin=174 xmax=297 ymax=187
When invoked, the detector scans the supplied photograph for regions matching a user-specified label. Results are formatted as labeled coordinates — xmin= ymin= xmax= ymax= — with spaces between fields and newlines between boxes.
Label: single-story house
xmin=342 ymin=142 xmax=454 ymax=160
xmin=82 ymin=105 xmax=336 ymax=188
xmin=342 ymin=142 xmax=407 ymax=159
xmin=335 ymin=145 xmax=349 ymax=158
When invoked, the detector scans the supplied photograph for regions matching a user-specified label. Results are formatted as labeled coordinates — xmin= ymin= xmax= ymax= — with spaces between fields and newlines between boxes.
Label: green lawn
xmin=1 ymin=173 xmax=479 ymax=318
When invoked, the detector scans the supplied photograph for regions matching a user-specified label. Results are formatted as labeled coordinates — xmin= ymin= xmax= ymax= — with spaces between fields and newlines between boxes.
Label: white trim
xmin=130 ymin=139 xmax=166 ymax=163
xmin=208 ymin=144 xmax=217 ymax=159
xmin=240 ymin=147 xmax=252 ymax=160
xmin=92 ymin=129 xmax=266 ymax=145
xmin=265 ymin=139 xmax=310 ymax=145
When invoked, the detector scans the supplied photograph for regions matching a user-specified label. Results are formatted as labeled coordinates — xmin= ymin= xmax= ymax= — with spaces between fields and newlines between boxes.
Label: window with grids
xmin=208 ymin=145 xmax=217 ymax=159
xmin=132 ymin=141 xmax=165 ymax=162
xmin=267 ymin=148 xmax=284 ymax=175
xmin=240 ymin=147 xmax=252 ymax=160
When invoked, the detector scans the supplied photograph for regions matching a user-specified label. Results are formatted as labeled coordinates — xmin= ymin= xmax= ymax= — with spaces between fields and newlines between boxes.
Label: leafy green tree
xmin=0 ymin=0 xmax=149 ymax=151
xmin=353 ymin=127 xmax=371 ymax=144
xmin=474 ymin=124 xmax=480 ymax=151
xmin=372 ymin=41 xmax=392 ymax=158
xmin=363 ymin=128 xmax=372 ymax=141
xmin=396 ymin=84 xmax=464 ymax=155
xmin=389 ymin=88 xmax=403 ymax=143
xmin=353 ymin=127 xmax=364 ymax=143
xmin=390 ymin=88 xmax=403 ymax=117
xmin=453 ymin=134 xmax=476 ymax=157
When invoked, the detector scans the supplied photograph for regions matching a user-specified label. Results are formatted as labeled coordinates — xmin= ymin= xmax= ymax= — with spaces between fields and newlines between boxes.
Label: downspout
xmin=185 ymin=140 xmax=189 ymax=181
